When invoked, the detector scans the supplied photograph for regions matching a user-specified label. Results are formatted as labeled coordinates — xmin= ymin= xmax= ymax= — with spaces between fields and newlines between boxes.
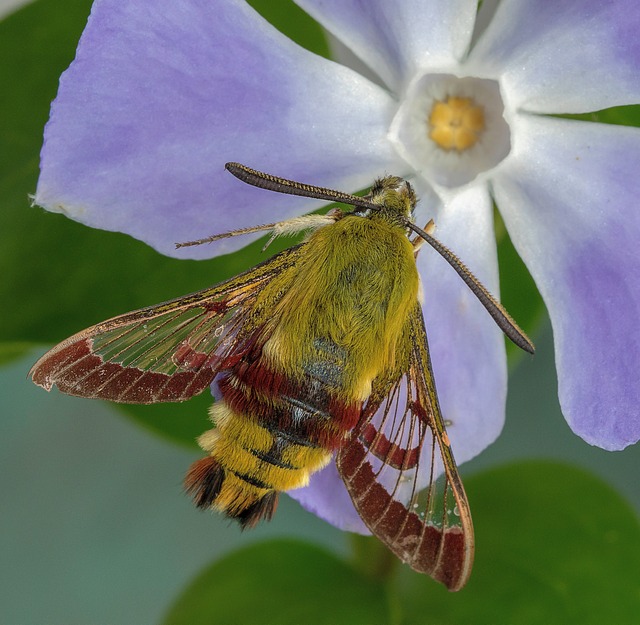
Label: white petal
xmin=469 ymin=0 xmax=640 ymax=113
xmin=415 ymin=181 xmax=508 ymax=464
xmin=493 ymin=114 xmax=640 ymax=449
xmin=389 ymin=73 xmax=511 ymax=188
xmin=295 ymin=0 xmax=479 ymax=91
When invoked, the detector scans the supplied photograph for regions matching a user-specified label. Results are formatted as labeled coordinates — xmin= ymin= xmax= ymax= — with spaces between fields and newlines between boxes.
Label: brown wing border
xmin=337 ymin=304 xmax=474 ymax=590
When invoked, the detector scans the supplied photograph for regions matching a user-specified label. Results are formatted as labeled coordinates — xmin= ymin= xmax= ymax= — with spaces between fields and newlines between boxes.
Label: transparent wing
xmin=337 ymin=304 xmax=474 ymax=591
xmin=30 ymin=246 xmax=302 ymax=404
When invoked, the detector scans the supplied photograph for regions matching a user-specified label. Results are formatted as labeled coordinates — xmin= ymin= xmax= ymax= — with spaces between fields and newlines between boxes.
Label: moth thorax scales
xmin=185 ymin=211 xmax=420 ymax=528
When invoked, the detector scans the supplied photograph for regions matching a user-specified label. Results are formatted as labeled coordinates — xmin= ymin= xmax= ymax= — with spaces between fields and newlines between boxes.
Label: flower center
xmin=428 ymin=97 xmax=485 ymax=152
xmin=388 ymin=74 xmax=511 ymax=188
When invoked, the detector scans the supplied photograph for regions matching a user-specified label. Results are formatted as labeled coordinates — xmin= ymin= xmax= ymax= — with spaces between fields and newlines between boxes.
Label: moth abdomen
xmin=184 ymin=456 xmax=279 ymax=529
xmin=186 ymin=404 xmax=332 ymax=526
xmin=184 ymin=456 xmax=225 ymax=509
xmin=184 ymin=347 xmax=362 ymax=526
xmin=234 ymin=491 xmax=279 ymax=529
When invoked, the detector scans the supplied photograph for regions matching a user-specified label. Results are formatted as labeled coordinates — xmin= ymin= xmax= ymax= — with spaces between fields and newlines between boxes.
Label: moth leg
xmin=262 ymin=213 xmax=340 ymax=251
xmin=176 ymin=213 xmax=340 ymax=250
xmin=412 ymin=219 xmax=435 ymax=252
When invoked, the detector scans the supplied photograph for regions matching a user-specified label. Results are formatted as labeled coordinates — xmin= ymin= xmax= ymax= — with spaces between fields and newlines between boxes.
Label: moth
xmin=30 ymin=163 xmax=533 ymax=591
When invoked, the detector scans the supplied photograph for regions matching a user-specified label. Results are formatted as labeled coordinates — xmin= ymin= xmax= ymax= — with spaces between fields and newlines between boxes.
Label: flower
xmin=35 ymin=0 xmax=640 ymax=532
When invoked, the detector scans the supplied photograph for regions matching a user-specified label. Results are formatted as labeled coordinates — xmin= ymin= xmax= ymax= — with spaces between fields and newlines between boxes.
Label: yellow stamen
xmin=429 ymin=96 xmax=485 ymax=152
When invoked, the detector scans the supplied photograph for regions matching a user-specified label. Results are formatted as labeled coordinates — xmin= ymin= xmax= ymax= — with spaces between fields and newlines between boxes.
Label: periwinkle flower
xmin=35 ymin=0 xmax=640 ymax=532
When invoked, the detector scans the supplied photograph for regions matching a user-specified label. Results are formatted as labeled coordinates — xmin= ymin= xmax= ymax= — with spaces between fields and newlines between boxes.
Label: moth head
xmin=368 ymin=176 xmax=417 ymax=222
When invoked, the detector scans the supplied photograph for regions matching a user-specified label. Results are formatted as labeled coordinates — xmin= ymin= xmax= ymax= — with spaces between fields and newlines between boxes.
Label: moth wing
xmin=30 ymin=246 xmax=302 ymax=404
xmin=337 ymin=304 xmax=474 ymax=591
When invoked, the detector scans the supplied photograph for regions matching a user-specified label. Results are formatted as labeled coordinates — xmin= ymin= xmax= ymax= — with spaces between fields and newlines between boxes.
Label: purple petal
xmin=493 ymin=115 xmax=640 ymax=450
xmin=295 ymin=0 xmax=478 ymax=91
xmin=35 ymin=0 xmax=401 ymax=259
xmin=469 ymin=0 xmax=640 ymax=113
xmin=289 ymin=462 xmax=369 ymax=535
xmin=416 ymin=182 xmax=508 ymax=464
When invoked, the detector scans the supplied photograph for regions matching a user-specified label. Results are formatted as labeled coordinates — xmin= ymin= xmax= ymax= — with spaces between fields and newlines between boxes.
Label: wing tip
xmin=29 ymin=337 xmax=94 ymax=392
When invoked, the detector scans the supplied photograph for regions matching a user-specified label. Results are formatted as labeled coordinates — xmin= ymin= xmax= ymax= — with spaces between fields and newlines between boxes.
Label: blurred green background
xmin=3 ymin=326 xmax=639 ymax=624
xmin=1 ymin=1 xmax=638 ymax=624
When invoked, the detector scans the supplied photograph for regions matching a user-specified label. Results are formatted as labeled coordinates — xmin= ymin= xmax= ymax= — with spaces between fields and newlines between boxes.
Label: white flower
xmin=35 ymin=0 xmax=640 ymax=531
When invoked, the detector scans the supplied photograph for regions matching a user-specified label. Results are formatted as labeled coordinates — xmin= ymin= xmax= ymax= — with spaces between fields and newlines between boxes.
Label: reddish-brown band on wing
xmin=360 ymin=422 xmax=421 ymax=470
xmin=29 ymin=335 xmax=217 ymax=403
xmin=30 ymin=245 xmax=303 ymax=404
xmin=337 ymin=304 xmax=474 ymax=591
xmin=338 ymin=438 xmax=467 ymax=590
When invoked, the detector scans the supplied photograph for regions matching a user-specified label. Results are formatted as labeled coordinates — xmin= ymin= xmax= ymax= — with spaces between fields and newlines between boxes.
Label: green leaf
xmin=162 ymin=539 xmax=393 ymax=625
xmin=247 ymin=0 xmax=330 ymax=58
xmin=396 ymin=461 xmax=640 ymax=625
xmin=0 ymin=342 xmax=37 ymax=366
xmin=560 ymin=104 xmax=640 ymax=128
